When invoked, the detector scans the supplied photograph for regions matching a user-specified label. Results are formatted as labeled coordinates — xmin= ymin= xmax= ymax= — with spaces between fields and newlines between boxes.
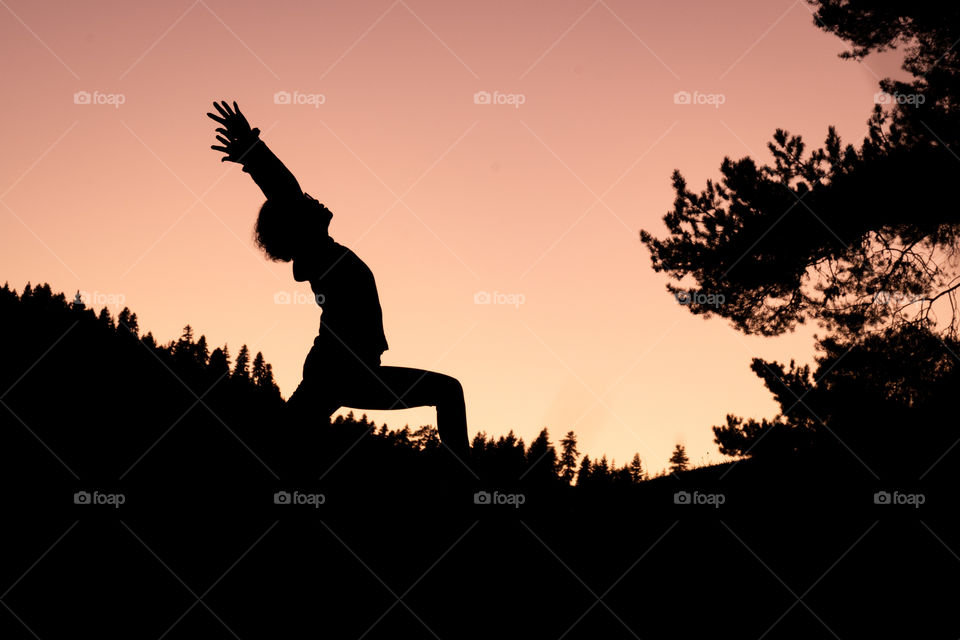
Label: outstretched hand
xmin=207 ymin=100 xmax=261 ymax=163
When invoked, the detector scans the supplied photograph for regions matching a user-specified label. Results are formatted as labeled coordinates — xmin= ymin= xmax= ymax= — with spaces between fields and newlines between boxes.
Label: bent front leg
xmin=340 ymin=366 xmax=470 ymax=458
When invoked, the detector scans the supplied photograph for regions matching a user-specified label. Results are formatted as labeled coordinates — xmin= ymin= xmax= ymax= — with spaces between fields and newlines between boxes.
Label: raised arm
xmin=207 ymin=100 xmax=303 ymax=202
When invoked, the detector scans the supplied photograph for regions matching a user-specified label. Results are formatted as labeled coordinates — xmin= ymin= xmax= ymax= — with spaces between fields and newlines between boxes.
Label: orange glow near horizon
xmin=0 ymin=0 xmax=910 ymax=472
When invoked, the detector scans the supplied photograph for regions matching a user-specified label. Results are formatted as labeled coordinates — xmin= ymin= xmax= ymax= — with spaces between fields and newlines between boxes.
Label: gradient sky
xmin=0 ymin=0 xmax=910 ymax=473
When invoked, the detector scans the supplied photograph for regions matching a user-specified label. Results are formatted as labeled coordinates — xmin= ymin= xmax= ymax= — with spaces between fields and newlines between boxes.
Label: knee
xmin=438 ymin=374 xmax=464 ymax=401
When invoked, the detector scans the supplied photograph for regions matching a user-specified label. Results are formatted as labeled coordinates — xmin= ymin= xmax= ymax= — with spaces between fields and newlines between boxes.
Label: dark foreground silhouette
xmin=2 ymin=283 xmax=958 ymax=639
xmin=207 ymin=100 xmax=470 ymax=471
xmin=7 ymin=3 xmax=960 ymax=636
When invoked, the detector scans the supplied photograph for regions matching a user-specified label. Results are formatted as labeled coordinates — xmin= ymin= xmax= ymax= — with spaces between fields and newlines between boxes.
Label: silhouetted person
xmin=207 ymin=100 xmax=470 ymax=469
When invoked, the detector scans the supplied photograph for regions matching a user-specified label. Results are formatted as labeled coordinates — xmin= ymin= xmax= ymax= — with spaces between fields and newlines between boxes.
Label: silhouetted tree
xmin=558 ymin=430 xmax=579 ymax=485
xmin=390 ymin=425 xmax=412 ymax=449
xmin=641 ymin=4 xmax=960 ymax=338
xmin=251 ymin=351 xmax=267 ymax=383
xmin=613 ymin=463 xmax=633 ymax=486
xmin=669 ymin=445 xmax=689 ymax=474
xmin=173 ymin=325 xmax=194 ymax=360
xmin=30 ymin=283 xmax=52 ymax=303
xmin=525 ymin=428 xmax=558 ymax=485
xmin=712 ymin=324 xmax=960 ymax=472
xmin=629 ymin=453 xmax=644 ymax=483
xmin=485 ymin=430 xmax=525 ymax=478
xmin=592 ymin=456 xmax=611 ymax=484
xmin=471 ymin=431 xmax=488 ymax=457
xmin=411 ymin=425 xmax=441 ymax=451
xmin=98 ymin=307 xmax=115 ymax=330
xmin=810 ymin=1 xmax=960 ymax=147
xmin=576 ymin=455 xmax=591 ymax=487
xmin=1 ymin=282 xmax=659 ymax=516
xmin=0 ymin=282 xmax=16 ymax=307
xmin=208 ymin=347 xmax=230 ymax=378
xmin=194 ymin=335 xmax=210 ymax=366
xmin=232 ymin=344 xmax=250 ymax=380
xmin=638 ymin=3 xmax=960 ymax=469
xmin=258 ymin=362 xmax=279 ymax=394
xmin=117 ymin=307 xmax=138 ymax=338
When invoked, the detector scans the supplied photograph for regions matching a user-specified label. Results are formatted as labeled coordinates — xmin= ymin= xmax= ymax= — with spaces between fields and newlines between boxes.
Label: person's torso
xmin=306 ymin=241 xmax=388 ymax=364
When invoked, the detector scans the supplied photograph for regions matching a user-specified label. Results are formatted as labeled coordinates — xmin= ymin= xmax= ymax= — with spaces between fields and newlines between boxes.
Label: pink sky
xmin=0 ymin=0 xmax=909 ymax=472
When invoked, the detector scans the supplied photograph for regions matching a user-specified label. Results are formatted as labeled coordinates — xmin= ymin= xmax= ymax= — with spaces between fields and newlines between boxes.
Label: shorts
xmin=286 ymin=344 xmax=382 ymax=421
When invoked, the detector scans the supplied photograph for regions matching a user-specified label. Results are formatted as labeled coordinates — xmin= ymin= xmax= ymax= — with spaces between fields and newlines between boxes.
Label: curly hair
xmin=253 ymin=196 xmax=331 ymax=262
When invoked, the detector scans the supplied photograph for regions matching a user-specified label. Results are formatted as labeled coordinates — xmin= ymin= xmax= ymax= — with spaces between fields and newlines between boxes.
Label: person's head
xmin=253 ymin=194 xmax=332 ymax=262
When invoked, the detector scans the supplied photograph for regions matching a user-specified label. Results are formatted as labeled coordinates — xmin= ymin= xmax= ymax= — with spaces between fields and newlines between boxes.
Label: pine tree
xmin=173 ymin=325 xmax=194 ymax=358
xmin=559 ymin=431 xmax=579 ymax=485
xmin=0 ymin=283 xmax=16 ymax=309
xmin=471 ymin=431 xmax=489 ymax=456
xmin=525 ymin=428 xmax=557 ymax=482
xmin=594 ymin=456 xmax=610 ymax=482
xmin=411 ymin=425 xmax=440 ymax=451
xmin=576 ymin=455 xmax=592 ymax=487
xmin=194 ymin=335 xmax=209 ymax=366
xmin=260 ymin=363 xmax=279 ymax=394
xmin=208 ymin=347 xmax=230 ymax=377
xmin=629 ymin=453 xmax=644 ymax=483
xmin=33 ymin=283 xmax=52 ymax=302
xmin=98 ymin=307 xmax=115 ymax=330
xmin=669 ymin=444 xmax=689 ymax=474
xmin=232 ymin=344 xmax=250 ymax=380
xmin=117 ymin=307 xmax=138 ymax=337
xmin=251 ymin=351 xmax=267 ymax=385
xmin=392 ymin=425 xmax=412 ymax=448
